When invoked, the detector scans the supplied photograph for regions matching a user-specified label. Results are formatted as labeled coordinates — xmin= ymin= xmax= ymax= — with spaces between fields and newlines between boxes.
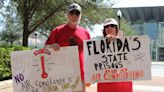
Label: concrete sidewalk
xmin=0 ymin=61 xmax=164 ymax=92
xmin=0 ymin=79 xmax=13 ymax=92
xmin=151 ymin=61 xmax=164 ymax=65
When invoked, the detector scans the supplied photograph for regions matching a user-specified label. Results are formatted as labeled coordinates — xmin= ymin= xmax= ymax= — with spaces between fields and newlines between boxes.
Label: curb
xmin=151 ymin=62 xmax=164 ymax=65
xmin=0 ymin=80 xmax=13 ymax=90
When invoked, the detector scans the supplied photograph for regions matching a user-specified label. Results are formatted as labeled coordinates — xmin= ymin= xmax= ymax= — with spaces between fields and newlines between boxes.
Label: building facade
xmin=131 ymin=22 xmax=164 ymax=61
xmin=112 ymin=0 xmax=164 ymax=61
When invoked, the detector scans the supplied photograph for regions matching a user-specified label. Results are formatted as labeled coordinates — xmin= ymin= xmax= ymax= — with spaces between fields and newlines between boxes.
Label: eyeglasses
xmin=69 ymin=10 xmax=80 ymax=16
xmin=104 ymin=24 xmax=116 ymax=28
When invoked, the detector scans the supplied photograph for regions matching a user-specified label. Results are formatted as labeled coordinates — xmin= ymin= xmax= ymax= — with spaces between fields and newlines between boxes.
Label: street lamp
xmin=117 ymin=9 xmax=122 ymax=29
xmin=34 ymin=32 xmax=37 ymax=48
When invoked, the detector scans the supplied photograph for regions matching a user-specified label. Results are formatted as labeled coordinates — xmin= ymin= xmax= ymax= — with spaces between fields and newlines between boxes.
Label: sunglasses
xmin=69 ymin=10 xmax=80 ymax=16
xmin=104 ymin=24 xmax=116 ymax=28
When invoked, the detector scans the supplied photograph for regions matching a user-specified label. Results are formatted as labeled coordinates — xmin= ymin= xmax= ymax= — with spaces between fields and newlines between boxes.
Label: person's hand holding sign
xmin=85 ymin=83 xmax=92 ymax=87
xmin=44 ymin=43 xmax=60 ymax=51
xmin=106 ymin=34 xmax=117 ymax=39
xmin=105 ymin=34 xmax=119 ymax=43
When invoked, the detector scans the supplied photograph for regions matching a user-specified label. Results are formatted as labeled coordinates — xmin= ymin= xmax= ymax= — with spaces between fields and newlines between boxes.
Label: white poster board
xmin=11 ymin=46 xmax=82 ymax=92
xmin=84 ymin=35 xmax=151 ymax=83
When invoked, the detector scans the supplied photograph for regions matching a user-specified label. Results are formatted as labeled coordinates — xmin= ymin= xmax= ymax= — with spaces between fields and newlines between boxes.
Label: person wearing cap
xmin=97 ymin=18 xmax=133 ymax=92
xmin=44 ymin=3 xmax=90 ymax=92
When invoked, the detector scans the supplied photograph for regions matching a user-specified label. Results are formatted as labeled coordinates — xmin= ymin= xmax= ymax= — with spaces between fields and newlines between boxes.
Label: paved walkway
xmin=86 ymin=76 xmax=164 ymax=92
xmin=0 ymin=62 xmax=164 ymax=92
xmin=151 ymin=61 xmax=164 ymax=65
xmin=1 ymin=78 xmax=164 ymax=92
xmin=0 ymin=80 xmax=13 ymax=92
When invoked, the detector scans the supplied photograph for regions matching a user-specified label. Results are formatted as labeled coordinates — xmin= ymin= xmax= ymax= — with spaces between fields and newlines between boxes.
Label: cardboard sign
xmin=11 ymin=46 xmax=82 ymax=92
xmin=84 ymin=35 xmax=151 ymax=83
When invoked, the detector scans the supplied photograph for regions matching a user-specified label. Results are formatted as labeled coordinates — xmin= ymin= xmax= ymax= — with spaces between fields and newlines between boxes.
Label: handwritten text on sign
xmin=11 ymin=46 xmax=82 ymax=92
xmin=84 ymin=36 xmax=151 ymax=83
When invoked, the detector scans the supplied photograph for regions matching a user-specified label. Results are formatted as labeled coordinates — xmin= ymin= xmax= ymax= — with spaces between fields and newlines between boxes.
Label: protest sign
xmin=11 ymin=46 xmax=82 ymax=92
xmin=84 ymin=35 xmax=151 ymax=83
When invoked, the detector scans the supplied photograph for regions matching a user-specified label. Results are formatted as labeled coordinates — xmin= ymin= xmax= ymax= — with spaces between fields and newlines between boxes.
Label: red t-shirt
xmin=45 ymin=24 xmax=90 ymax=80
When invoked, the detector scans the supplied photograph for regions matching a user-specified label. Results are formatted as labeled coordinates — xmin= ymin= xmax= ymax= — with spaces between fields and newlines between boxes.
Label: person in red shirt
xmin=97 ymin=18 xmax=133 ymax=92
xmin=44 ymin=3 xmax=90 ymax=92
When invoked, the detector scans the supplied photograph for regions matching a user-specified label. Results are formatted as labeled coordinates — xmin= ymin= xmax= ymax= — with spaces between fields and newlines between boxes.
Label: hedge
xmin=0 ymin=46 xmax=31 ymax=81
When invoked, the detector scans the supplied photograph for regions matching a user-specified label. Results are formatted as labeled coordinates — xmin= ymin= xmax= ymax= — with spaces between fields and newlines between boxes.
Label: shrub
xmin=0 ymin=45 xmax=31 ymax=81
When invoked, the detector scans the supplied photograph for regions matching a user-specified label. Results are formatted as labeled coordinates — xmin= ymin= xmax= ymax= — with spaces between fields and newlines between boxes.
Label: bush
xmin=0 ymin=45 xmax=31 ymax=81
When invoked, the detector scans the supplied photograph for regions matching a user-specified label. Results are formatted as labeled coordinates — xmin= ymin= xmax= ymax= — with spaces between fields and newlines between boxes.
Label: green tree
xmin=120 ymin=18 xmax=136 ymax=36
xmin=0 ymin=1 xmax=21 ymax=46
xmin=2 ymin=0 xmax=135 ymax=47
xmin=37 ymin=1 xmax=127 ymax=38
xmin=11 ymin=0 xmax=121 ymax=47
xmin=0 ymin=0 xmax=4 ymax=8
xmin=0 ymin=0 xmax=5 ymax=31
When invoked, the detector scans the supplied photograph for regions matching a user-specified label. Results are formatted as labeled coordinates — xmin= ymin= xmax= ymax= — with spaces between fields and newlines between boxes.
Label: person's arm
xmin=44 ymin=28 xmax=60 ymax=51
xmin=44 ymin=43 xmax=60 ymax=51
xmin=86 ymin=29 xmax=91 ymax=39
